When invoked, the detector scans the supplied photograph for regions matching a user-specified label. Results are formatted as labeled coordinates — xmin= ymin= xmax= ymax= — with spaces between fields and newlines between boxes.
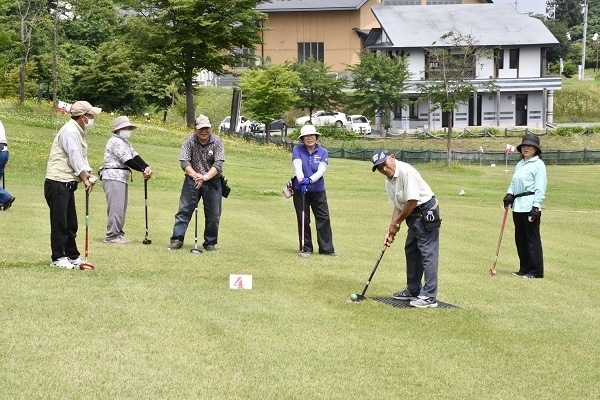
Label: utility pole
xmin=581 ymin=0 xmax=588 ymax=80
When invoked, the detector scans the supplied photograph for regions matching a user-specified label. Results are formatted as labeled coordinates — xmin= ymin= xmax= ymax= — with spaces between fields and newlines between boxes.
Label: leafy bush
xmin=486 ymin=127 xmax=501 ymax=136
xmin=562 ymin=60 xmax=578 ymax=78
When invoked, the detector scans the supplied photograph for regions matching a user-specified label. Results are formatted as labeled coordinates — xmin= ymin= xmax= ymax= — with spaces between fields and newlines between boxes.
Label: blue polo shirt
xmin=292 ymin=144 xmax=328 ymax=192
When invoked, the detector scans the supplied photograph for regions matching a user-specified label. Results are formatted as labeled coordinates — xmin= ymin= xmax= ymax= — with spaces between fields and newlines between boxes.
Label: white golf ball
xmin=89 ymin=177 xmax=97 ymax=184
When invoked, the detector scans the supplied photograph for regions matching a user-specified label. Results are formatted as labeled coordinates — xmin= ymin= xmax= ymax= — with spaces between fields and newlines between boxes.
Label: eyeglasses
xmin=84 ymin=114 xmax=94 ymax=119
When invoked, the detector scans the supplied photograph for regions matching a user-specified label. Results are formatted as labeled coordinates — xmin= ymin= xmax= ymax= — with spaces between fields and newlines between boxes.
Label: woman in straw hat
xmin=503 ymin=134 xmax=547 ymax=279
xmin=100 ymin=116 xmax=152 ymax=244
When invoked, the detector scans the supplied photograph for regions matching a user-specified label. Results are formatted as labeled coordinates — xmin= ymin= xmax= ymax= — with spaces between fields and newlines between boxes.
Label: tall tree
xmin=346 ymin=50 xmax=410 ymax=132
xmin=547 ymin=0 xmax=585 ymax=27
xmin=417 ymin=32 xmax=496 ymax=166
xmin=124 ymin=0 xmax=266 ymax=127
xmin=15 ymin=0 xmax=46 ymax=103
xmin=73 ymin=40 xmax=142 ymax=113
xmin=238 ymin=63 xmax=300 ymax=143
xmin=290 ymin=57 xmax=347 ymax=124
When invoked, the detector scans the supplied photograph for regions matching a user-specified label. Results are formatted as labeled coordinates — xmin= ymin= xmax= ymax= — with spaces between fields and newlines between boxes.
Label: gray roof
xmin=372 ymin=4 xmax=559 ymax=48
xmin=256 ymin=0 xmax=369 ymax=12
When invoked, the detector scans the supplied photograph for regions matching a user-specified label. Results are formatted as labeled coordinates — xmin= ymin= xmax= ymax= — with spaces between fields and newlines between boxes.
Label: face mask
xmin=119 ymin=130 xmax=132 ymax=139
xmin=84 ymin=117 xmax=94 ymax=130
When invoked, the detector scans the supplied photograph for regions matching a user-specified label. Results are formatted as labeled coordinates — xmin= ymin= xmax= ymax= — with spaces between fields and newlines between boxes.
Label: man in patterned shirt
xmin=168 ymin=115 xmax=225 ymax=252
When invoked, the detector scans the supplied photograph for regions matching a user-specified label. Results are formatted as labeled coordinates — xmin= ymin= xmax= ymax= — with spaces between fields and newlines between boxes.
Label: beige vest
xmin=45 ymin=120 xmax=88 ymax=182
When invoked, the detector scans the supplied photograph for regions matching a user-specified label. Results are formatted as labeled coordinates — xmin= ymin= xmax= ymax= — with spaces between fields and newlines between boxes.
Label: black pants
xmin=513 ymin=211 xmax=544 ymax=277
xmin=44 ymin=179 xmax=80 ymax=261
xmin=293 ymin=190 xmax=335 ymax=254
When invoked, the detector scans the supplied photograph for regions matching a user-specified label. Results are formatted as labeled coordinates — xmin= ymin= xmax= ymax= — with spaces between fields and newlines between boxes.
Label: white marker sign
xmin=229 ymin=274 xmax=252 ymax=290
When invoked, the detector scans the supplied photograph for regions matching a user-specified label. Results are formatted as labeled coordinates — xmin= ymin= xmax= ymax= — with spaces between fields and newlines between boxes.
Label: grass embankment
xmin=1 ymin=102 xmax=599 ymax=399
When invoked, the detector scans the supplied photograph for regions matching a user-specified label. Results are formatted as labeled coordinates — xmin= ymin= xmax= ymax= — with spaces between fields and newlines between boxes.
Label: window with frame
xmin=298 ymin=42 xmax=324 ymax=63
xmin=234 ymin=48 xmax=255 ymax=68
xmin=509 ymin=48 xmax=519 ymax=69
xmin=496 ymin=49 xmax=504 ymax=70
xmin=386 ymin=0 xmax=420 ymax=4
xmin=426 ymin=0 xmax=460 ymax=4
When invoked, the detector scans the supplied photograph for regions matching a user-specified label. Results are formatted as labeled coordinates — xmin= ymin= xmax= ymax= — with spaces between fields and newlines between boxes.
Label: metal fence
xmin=224 ymin=131 xmax=600 ymax=165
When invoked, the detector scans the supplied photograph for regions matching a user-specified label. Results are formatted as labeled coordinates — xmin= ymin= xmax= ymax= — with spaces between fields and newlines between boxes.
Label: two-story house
xmin=252 ymin=1 xmax=560 ymax=128
xmin=369 ymin=4 xmax=561 ymax=129
xmin=255 ymin=0 xmax=492 ymax=73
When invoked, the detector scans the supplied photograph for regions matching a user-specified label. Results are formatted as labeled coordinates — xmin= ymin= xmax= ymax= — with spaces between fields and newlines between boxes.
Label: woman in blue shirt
xmin=503 ymin=134 xmax=547 ymax=279
xmin=292 ymin=125 xmax=336 ymax=256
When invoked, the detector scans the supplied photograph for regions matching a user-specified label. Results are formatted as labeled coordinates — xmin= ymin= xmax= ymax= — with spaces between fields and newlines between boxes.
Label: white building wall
xmin=481 ymin=95 xmax=498 ymax=126
xmin=519 ymin=48 xmax=541 ymax=77
xmin=477 ymin=55 xmax=495 ymax=79
xmin=408 ymin=51 xmax=426 ymax=80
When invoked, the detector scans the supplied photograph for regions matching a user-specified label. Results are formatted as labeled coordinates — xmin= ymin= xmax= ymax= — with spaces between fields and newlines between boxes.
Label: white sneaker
xmin=119 ymin=235 xmax=133 ymax=243
xmin=69 ymin=257 xmax=84 ymax=266
xmin=104 ymin=236 xmax=129 ymax=244
xmin=50 ymin=257 xmax=75 ymax=269
xmin=409 ymin=296 xmax=438 ymax=308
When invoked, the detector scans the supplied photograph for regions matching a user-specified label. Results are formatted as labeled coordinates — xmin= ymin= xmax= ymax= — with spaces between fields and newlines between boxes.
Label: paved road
xmin=555 ymin=122 xmax=600 ymax=127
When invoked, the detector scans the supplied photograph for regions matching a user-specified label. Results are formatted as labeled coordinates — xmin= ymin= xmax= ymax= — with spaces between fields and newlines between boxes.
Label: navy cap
xmin=372 ymin=148 xmax=392 ymax=172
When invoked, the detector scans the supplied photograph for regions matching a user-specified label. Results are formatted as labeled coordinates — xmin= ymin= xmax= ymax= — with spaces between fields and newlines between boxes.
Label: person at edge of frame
xmin=0 ymin=119 xmax=16 ymax=211
xmin=167 ymin=114 xmax=225 ymax=252
xmin=503 ymin=133 xmax=547 ymax=279
xmin=44 ymin=101 xmax=101 ymax=269
xmin=291 ymin=124 xmax=337 ymax=256
xmin=371 ymin=148 xmax=441 ymax=309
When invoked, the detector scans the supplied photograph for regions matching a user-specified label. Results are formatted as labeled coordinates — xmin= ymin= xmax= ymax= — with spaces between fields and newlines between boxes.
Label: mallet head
xmin=190 ymin=247 xmax=203 ymax=254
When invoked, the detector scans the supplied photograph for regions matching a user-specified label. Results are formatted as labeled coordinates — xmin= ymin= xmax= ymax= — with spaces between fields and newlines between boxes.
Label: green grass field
xmin=1 ymin=104 xmax=599 ymax=399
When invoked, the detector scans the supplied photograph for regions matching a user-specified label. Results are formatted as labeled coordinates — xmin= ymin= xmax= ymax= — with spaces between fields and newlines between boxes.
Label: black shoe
xmin=392 ymin=287 xmax=417 ymax=300
xmin=167 ymin=240 xmax=183 ymax=250
xmin=522 ymin=274 xmax=543 ymax=279
xmin=0 ymin=196 xmax=15 ymax=211
xmin=204 ymin=244 xmax=217 ymax=252
xmin=512 ymin=271 xmax=525 ymax=276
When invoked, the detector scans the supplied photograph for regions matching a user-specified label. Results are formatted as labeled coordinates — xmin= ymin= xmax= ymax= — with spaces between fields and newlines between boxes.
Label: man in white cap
xmin=168 ymin=114 xmax=225 ymax=252
xmin=44 ymin=100 xmax=101 ymax=269
xmin=372 ymin=148 xmax=441 ymax=308
xmin=100 ymin=116 xmax=152 ymax=244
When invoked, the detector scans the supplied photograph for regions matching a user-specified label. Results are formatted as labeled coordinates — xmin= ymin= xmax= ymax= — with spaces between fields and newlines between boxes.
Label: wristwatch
xmin=203 ymin=174 xmax=209 ymax=181
xmin=392 ymin=222 xmax=400 ymax=229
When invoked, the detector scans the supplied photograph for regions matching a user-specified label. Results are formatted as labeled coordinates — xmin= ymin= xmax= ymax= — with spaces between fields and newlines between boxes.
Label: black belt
xmin=408 ymin=196 xmax=436 ymax=217
xmin=514 ymin=191 xmax=534 ymax=199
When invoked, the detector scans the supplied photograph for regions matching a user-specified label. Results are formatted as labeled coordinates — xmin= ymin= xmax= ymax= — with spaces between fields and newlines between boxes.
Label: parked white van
xmin=346 ymin=115 xmax=372 ymax=134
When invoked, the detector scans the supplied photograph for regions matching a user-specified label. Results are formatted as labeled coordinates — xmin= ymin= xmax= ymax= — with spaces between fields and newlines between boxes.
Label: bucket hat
xmin=298 ymin=124 xmax=320 ymax=139
xmin=112 ymin=116 xmax=137 ymax=132
xmin=516 ymin=133 xmax=542 ymax=154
